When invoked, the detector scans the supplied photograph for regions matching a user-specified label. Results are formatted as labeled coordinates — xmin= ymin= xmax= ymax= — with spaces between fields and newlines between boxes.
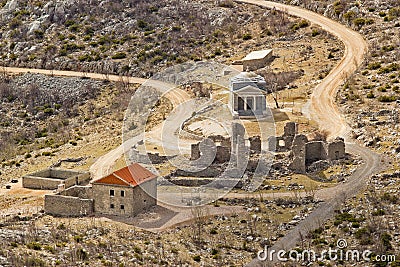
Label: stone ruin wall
xmin=269 ymin=122 xmax=346 ymax=174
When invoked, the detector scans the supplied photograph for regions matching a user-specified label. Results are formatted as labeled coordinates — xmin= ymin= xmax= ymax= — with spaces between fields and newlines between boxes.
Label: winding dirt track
xmin=235 ymin=1 xmax=381 ymax=266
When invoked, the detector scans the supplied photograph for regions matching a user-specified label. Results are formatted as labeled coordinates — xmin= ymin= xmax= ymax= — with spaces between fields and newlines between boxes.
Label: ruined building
xmin=268 ymin=122 xmax=346 ymax=173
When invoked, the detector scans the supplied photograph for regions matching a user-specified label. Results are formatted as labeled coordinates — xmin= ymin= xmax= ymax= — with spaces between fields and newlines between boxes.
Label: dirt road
xmin=235 ymin=1 xmax=380 ymax=266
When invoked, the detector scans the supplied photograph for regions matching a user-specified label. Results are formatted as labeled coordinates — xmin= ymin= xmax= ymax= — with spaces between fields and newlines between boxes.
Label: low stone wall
xmin=168 ymin=178 xmax=243 ymax=188
xmin=130 ymin=149 xmax=174 ymax=165
xmin=44 ymin=194 xmax=93 ymax=217
xmin=22 ymin=176 xmax=62 ymax=190
xmin=23 ymin=169 xmax=91 ymax=190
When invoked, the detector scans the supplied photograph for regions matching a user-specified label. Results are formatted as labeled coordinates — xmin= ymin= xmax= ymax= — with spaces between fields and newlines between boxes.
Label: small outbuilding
xmin=242 ymin=49 xmax=273 ymax=71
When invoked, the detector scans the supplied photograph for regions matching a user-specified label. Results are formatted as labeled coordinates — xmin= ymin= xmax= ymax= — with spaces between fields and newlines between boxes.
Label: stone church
xmin=229 ymin=72 xmax=268 ymax=118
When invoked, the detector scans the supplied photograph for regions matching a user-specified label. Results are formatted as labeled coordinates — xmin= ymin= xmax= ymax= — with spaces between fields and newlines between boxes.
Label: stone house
xmin=91 ymin=163 xmax=157 ymax=216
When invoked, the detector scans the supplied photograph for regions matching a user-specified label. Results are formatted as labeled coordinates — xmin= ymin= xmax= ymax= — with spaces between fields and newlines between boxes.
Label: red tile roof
xmin=93 ymin=163 xmax=157 ymax=187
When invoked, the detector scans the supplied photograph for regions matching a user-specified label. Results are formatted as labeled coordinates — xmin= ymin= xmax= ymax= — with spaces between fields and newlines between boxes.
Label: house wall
xmin=44 ymin=194 xmax=93 ymax=217
xmin=327 ymin=139 xmax=346 ymax=160
xmin=305 ymin=141 xmax=327 ymax=163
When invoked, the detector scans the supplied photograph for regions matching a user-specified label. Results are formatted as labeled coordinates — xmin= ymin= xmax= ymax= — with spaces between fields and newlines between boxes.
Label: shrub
xmin=242 ymin=33 xmax=252 ymax=40
xmin=69 ymin=24 xmax=80 ymax=32
xmin=9 ymin=18 xmax=21 ymax=29
xmin=298 ymin=19 xmax=309 ymax=28
xmin=25 ymin=257 xmax=46 ymax=267
xmin=43 ymin=108 xmax=54 ymax=114
xmin=335 ymin=212 xmax=360 ymax=223
xmin=218 ymin=0 xmax=234 ymax=8
xmin=193 ymin=255 xmax=201 ymax=262
xmin=137 ymin=19 xmax=148 ymax=29
xmin=381 ymin=45 xmax=394 ymax=52
xmin=311 ymin=29 xmax=320 ymax=37
xmin=78 ymin=54 xmax=93 ymax=62
xmin=333 ymin=0 xmax=344 ymax=15
xmin=344 ymin=11 xmax=356 ymax=21
xmin=34 ymin=29 xmax=44 ymax=39
xmin=27 ymin=242 xmax=42 ymax=250
xmin=366 ymin=91 xmax=375 ymax=98
xmin=372 ymin=209 xmax=385 ymax=216
xmin=388 ymin=7 xmax=400 ymax=18
xmin=76 ymin=248 xmax=89 ymax=261
xmin=378 ymin=95 xmax=397 ymax=102
xmin=378 ymin=63 xmax=399 ymax=74
xmin=353 ymin=18 xmax=366 ymax=27
xmin=367 ymin=62 xmax=381 ymax=70
xmin=112 ymin=52 xmax=126 ymax=59
xmin=380 ymin=232 xmax=392 ymax=251
xmin=65 ymin=20 xmax=75 ymax=27
xmin=44 ymin=245 xmax=55 ymax=253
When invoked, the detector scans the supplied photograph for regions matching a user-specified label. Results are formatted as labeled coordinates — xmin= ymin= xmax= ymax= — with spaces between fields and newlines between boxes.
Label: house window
xmin=120 ymin=205 xmax=125 ymax=210
xmin=121 ymin=190 xmax=125 ymax=197
xmin=110 ymin=189 xmax=114 ymax=196
xmin=110 ymin=204 xmax=115 ymax=209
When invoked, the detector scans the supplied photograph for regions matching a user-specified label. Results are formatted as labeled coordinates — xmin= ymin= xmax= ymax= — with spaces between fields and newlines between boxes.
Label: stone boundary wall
xmin=23 ymin=169 xmax=90 ymax=190
xmin=130 ymin=149 xmax=175 ymax=165
xmin=44 ymin=194 xmax=93 ymax=217
xmin=166 ymin=178 xmax=243 ymax=188
xmin=22 ymin=176 xmax=62 ymax=190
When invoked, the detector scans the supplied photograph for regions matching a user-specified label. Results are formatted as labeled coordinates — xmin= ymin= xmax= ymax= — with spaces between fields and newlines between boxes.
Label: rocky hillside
xmin=0 ymin=0 xmax=302 ymax=77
